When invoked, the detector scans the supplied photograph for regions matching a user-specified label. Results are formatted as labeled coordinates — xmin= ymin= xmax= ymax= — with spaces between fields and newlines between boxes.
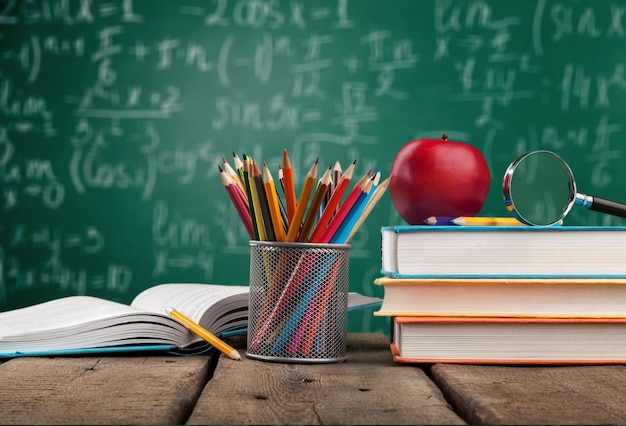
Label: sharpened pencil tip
xmin=229 ymin=349 xmax=242 ymax=361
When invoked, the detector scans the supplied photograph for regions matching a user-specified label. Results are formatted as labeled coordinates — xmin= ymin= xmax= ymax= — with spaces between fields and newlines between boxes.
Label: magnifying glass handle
xmin=576 ymin=194 xmax=626 ymax=219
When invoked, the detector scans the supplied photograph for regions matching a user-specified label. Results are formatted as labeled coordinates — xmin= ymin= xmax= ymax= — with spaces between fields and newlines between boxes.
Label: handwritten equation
xmin=1 ymin=0 xmax=626 ymax=319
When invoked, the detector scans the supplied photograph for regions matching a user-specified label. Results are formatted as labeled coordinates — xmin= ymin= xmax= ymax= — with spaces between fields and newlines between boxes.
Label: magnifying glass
xmin=502 ymin=150 xmax=626 ymax=226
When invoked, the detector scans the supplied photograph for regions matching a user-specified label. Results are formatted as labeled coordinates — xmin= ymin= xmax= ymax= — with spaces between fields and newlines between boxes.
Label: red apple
xmin=390 ymin=133 xmax=490 ymax=225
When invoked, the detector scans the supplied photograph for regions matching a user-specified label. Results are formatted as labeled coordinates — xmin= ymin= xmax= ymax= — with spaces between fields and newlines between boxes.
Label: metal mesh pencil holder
xmin=247 ymin=241 xmax=350 ymax=363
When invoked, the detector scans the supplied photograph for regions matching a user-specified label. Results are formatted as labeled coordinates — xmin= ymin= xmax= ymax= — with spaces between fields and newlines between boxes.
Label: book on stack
xmin=381 ymin=225 xmax=626 ymax=278
xmin=376 ymin=225 xmax=626 ymax=364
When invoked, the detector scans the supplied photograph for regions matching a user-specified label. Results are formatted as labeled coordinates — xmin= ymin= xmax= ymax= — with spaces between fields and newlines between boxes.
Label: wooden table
xmin=1 ymin=333 xmax=625 ymax=425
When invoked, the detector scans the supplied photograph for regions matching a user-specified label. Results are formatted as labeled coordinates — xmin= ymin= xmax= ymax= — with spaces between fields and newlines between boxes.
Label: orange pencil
xmin=298 ymin=166 xmax=332 ymax=242
xmin=263 ymin=162 xmax=286 ymax=242
xmin=308 ymin=160 xmax=356 ymax=243
xmin=282 ymin=149 xmax=297 ymax=224
xmin=286 ymin=158 xmax=318 ymax=242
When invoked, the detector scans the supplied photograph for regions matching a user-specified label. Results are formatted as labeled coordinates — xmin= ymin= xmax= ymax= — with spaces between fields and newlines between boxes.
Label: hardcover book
xmin=391 ymin=316 xmax=626 ymax=364
xmin=373 ymin=276 xmax=626 ymax=318
xmin=381 ymin=225 xmax=626 ymax=278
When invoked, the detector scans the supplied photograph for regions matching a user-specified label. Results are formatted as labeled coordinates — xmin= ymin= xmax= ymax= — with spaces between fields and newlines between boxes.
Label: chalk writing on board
xmin=1 ymin=1 xmax=626 ymax=337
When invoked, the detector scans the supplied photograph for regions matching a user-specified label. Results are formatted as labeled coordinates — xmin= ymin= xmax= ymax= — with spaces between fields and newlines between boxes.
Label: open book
xmin=0 ymin=283 xmax=382 ymax=357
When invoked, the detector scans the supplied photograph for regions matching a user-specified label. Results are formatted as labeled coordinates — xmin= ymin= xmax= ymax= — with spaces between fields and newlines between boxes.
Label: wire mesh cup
xmin=247 ymin=241 xmax=350 ymax=363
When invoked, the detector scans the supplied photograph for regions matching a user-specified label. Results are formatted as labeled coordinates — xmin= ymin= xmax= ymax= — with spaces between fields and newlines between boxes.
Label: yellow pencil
xmin=246 ymin=156 xmax=266 ymax=241
xmin=452 ymin=216 xmax=525 ymax=226
xmin=286 ymin=158 xmax=318 ymax=242
xmin=263 ymin=162 xmax=286 ymax=242
xmin=166 ymin=307 xmax=241 ymax=361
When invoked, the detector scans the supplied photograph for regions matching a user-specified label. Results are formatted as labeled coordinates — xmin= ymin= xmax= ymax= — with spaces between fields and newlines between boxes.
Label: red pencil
xmin=219 ymin=165 xmax=254 ymax=238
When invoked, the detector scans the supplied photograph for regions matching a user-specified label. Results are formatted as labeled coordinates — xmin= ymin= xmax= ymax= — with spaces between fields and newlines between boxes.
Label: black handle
xmin=589 ymin=196 xmax=626 ymax=219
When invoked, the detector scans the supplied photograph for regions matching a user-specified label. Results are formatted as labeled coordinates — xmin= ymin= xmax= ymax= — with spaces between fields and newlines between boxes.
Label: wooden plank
xmin=430 ymin=364 xmax=626 ymax=425
xmin=0 ymin=354 xmax=212 ymax=425
xmin=188 ymin=333 xmax=464 ymax=425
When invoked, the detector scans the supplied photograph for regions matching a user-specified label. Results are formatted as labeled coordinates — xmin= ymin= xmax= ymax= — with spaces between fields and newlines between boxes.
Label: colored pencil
xmin=241 ymin=156 xmax=260 ymax=240
xmin=246 ymin=156 xmax=267 ymax=241
xmin=344 ymin=177 xmax=390 ymax=244
xmin=299 ymin=254 xmax=344 ymax=355
xmin=248 ymin=251 xmax=317 ymax=351
xmin=424 ymin=216 xmax=525 ymax=226
xmin=271 ymin=251 xmax=340 ymax=353
xmin=167 ymin=307 xmax=241 ymax=361
xmin=333 ymin=160 xmax=342 ymax=187
xmin=286 ymin=158 xmax=318 ymax=242
xmin=331 ymin=171 xmax=380 ymax=244
xmin=233 ymin=152 xmax=246 ymax=186
xmin=452 ymin=216 xmax=525 ymax=226
xmin=282 ymin=149 xmax=297 ymax=224
xmin=276 ymin=167 xmax=289 ymax=232
xmin=298 ymin=166 xmax=332 ymax=242
xmin=263 ymin=163 xmax=286 ymax=242
xmin=222 ymin=156 xmax=247 ymax=199
xmin=317 ymin=171 xmax=370 ymax=244
xmin=308 ymin=161 xmax=356 ymax=243
xmin=322 ymin=160 xmax=342 ymax=212
xmin=219 ymin=165 xmax=253 ymax=238
xmin=252 ymin=160 xmax=275 ymax=241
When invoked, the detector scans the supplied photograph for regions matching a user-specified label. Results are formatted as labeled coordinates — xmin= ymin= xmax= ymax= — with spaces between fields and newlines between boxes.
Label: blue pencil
xmin=331 ymin=172 xmax=380 ymax=243
xmin=423 ymin=216 xmax=457 ymax=225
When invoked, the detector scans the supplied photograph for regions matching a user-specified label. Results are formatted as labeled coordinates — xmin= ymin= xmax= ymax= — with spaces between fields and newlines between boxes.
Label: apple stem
xmin=441 ymin=132 xmax=448 ymax=141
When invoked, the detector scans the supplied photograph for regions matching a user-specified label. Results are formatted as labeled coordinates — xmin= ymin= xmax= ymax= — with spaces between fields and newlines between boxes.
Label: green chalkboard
xmin=2 ymin=0 xmax=626 ymax=335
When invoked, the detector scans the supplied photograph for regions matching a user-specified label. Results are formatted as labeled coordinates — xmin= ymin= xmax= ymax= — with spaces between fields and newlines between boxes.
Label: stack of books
xmin=375 ymin=224 xmax=626 ymax=364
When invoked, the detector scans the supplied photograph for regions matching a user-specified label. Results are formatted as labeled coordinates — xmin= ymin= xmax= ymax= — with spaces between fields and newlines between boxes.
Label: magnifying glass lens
xmin=506 ymin=151 xmax=575 ymax=226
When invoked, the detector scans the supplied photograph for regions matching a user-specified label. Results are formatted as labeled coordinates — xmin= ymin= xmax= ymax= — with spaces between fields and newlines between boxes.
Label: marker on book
xmin=166 ymin=307 xmax=241 ymax=361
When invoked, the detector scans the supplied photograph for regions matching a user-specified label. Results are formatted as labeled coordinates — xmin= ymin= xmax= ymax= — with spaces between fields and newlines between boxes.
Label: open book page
xmin=0 ymin=296 xmax=144 ymax=339
xmin=131 ymin=283 xmax=250 ymax=333
xmin=0 ymin=296 xmax=193 ymax=353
